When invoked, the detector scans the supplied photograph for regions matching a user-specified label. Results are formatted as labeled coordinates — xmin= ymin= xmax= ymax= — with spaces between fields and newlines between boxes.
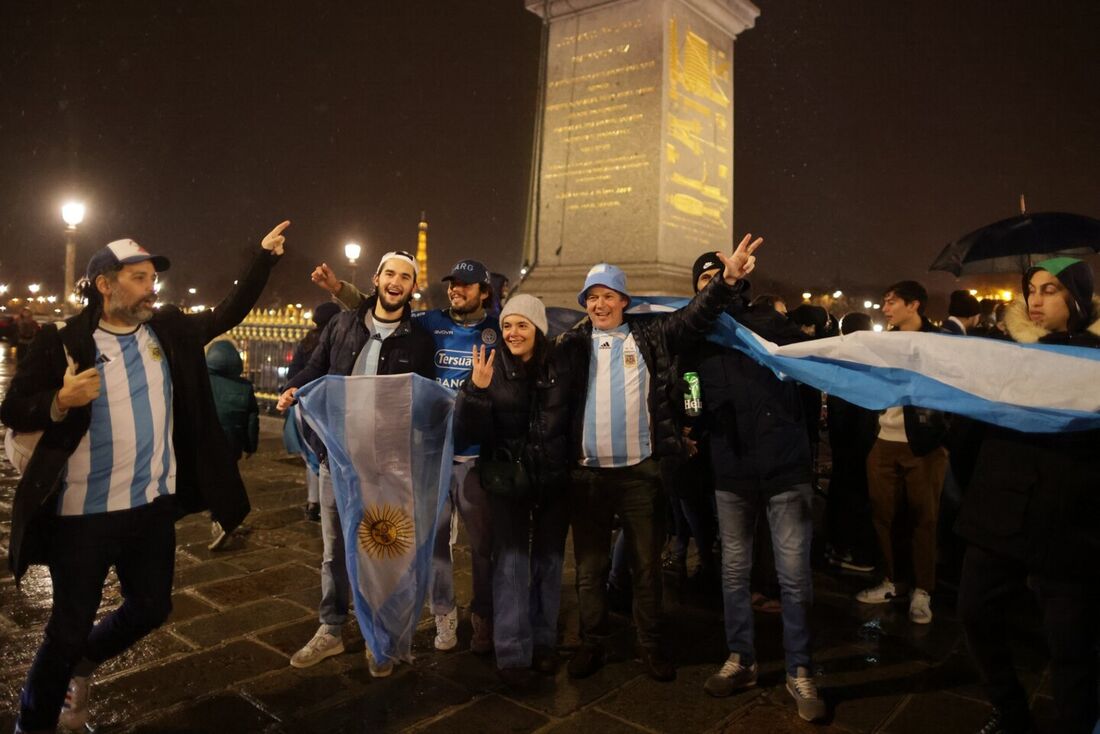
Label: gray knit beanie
xmin=499 ymin=294 xmax=548 ymax=335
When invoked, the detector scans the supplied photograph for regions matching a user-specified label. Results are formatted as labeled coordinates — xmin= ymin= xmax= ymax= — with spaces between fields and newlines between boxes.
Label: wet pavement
xmin=0 ymin=342 xmax=1060 ymax=733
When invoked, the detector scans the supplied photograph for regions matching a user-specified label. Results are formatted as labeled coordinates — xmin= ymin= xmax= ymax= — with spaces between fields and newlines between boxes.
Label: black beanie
xmin=312 ymin=301 xmax=341 ymax=328
xmin=1024 ymin=257 xmax=1095 ymax=330
xmin=692 ymin=252 xmax=722 ymax=292
xmin=948 ymin=290 xmax=980 ymax=318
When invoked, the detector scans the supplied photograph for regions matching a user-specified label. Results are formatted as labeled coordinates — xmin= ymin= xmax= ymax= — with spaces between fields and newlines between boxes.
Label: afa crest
xmin=148 ymin=343 xmax=163 ymax=362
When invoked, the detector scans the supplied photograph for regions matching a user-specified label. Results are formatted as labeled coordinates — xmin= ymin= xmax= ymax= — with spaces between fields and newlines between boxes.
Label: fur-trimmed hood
xmin=1003 ymin=295 xmax=1100 ymax=344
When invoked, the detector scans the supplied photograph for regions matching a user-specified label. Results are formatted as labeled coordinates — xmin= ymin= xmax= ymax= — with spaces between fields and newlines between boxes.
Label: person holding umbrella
xmin=954 ymin=257 xmax=1100 ymax=734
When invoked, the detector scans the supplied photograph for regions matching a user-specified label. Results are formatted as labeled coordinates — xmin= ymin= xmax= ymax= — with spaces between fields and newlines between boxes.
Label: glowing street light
xmin=863 ymin=300 xmax=873 ymax=308
xmin=0 ymin=284 xmax=8 ymax=295
xmin=345 ymin=242 xmax=362 ymax=285
xmin=61 ymin=201 xmax=86 ymax=313
xmin=188 ymin=287 xmax=197 ymax=295
xmin=832 ymin=290 xmax=843 ymax=298
xmin=872 ymin=323 xmax=884 ymax=332
xmin=28 ymin=283 xmax=41 ymax=294
xmin=801 ymin=292 xmax=812 ymax=301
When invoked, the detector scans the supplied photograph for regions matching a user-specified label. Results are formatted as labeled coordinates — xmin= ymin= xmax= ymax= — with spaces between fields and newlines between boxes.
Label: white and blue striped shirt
xmin=59 ymin=324 xmax=176 ymax=515
xmin=581 ymin=324 xmax=652 ymax=468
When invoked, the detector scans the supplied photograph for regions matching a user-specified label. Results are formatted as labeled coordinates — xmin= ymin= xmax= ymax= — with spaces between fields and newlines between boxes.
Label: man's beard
xmin=449 ymin=296 xmax=481 ymax=315
xmin=377 ymin=289 xmax=411 ymax=314
xmin=107 ymin=298 xmax=154 ymax=325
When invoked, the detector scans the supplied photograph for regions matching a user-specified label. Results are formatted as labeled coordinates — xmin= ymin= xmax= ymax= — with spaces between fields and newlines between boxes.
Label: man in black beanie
xmin=944 ymin=290 xmax=981 ymax=335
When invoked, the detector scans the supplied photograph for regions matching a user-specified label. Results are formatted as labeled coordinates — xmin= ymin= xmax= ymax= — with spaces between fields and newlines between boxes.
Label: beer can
xmin=683 ymin=371 xmax=702 ymax=417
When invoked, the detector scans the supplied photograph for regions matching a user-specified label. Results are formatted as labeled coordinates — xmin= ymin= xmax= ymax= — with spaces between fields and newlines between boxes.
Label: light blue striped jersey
xmin=581 ymin=324 xmax=652 ymax=468
xmin=59 ymin=323 xmax=176 ymax=515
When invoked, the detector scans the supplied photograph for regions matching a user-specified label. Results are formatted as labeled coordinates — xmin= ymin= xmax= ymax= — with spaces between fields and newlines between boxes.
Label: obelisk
xmin=516 ymin=0 xmax=759 ymax=307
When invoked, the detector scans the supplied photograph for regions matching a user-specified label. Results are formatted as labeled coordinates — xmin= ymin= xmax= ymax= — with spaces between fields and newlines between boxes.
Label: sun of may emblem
xmin=358 ymin=505 xmax=413 ymax=560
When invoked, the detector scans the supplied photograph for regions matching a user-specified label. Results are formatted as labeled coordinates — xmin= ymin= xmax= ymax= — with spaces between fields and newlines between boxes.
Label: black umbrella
xmin=930 ymin=212 xmax=1100 ymax=276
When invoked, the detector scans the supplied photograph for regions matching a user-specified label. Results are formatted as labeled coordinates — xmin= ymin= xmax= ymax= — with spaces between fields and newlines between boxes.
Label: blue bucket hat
xmin=577 ymin=263 xmax=631 ymax=308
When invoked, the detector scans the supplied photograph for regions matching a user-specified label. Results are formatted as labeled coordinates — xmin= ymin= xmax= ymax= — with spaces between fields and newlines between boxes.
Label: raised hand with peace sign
xmin=469 ymin=345 xmax=496 ymax=389
xmin=718 ymin=232 xmax=764 ymax=284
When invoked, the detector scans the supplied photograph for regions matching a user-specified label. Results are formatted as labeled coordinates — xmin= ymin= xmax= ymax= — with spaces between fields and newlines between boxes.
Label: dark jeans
xmin=487 ymin=492 xmax=570 ymax=669
xmin=960 ymin=545 xmax=1099 ymax=734
xmin=19 ymin=498 xmax=176 ymax=731
xmin=715 ymin=485 xmax=814 ymax=676
xmin=570 ymin=459 xmax=664 ymax=648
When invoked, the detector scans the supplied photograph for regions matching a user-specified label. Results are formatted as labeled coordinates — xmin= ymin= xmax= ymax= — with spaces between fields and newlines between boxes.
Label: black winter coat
xmin=685 ymin=296 xmax=814 ymax=495
xmin=455 ymin=343 xmax=573 ymax=496
xmin=285 ymin=295 xmax=435 ymax=388
xmin=1 ymin=245 xmax=279 ymax=583
xmin=555 ymin=275 xmax=740 ymax=464
xmin=954 ymin=299 xmax=1100 ymax=582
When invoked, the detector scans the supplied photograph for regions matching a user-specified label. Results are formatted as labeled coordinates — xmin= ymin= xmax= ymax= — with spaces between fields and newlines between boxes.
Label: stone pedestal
xmin=516 ymin=0 xmax=759 ymax=307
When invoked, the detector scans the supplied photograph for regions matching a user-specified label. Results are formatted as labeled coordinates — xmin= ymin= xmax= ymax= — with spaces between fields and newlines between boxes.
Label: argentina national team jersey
xmin=581 ymin=324 xmax=652 ymax=468
xmin=59 ymin=324 xmax=176 ymax=515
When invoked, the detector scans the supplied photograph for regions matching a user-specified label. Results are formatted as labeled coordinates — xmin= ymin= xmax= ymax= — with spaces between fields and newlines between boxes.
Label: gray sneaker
xmin=289 ymin=627 xmax=345 ymax=668
xmin=786 ymin=666 xmax=826 ymax=722
xmin=58 ymin=674 xmax=91 ymax=730
xmin=703 ymin=653 xmax=758 ymax=697
xmin=366 ymin=649 xmax=394 ymax=678
xmin=208 ymin=521 xmax=231 ymax=551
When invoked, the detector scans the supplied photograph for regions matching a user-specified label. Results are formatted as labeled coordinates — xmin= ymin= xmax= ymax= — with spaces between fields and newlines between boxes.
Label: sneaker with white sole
xmin=434 ymin=607 xmax=458 ymax=651
xmin=786 ymin=666 xmax=827 ymax=722
xmin=855 ymin=578 xmax=906 ymax=604
xmin=366 ymin=649 xmax=394 ymax=678
xmin=909 ymin=588 xmax=933 ymax=624
xmin=208 ymin=521 xmax=231 ymax=551
xmin=703 ymin=653 xmax=758 ymax=698
xmin=58 ymin=674 xmax=90 ymax=731
xmin=289 ymin=627 xmax=345 ymax=668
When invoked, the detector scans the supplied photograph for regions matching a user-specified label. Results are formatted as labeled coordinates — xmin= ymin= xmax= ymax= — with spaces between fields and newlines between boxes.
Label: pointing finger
xmin=269 ymin=220 xmax=291 ymax=237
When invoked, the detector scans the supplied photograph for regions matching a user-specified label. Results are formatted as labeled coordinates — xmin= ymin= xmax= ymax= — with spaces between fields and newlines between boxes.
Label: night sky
xmin=2 ymin=0 xmax=1098 ymax=311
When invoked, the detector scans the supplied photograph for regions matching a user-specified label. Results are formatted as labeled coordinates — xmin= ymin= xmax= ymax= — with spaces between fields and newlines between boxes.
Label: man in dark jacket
xmin=276 ymin=250 xmax=434 ymax=678
xmin=955 ymin=258 xmax=1100 ymax=734
xmin=1 ymin=223 xmax=286 ymax=734
xmin=943 ymin=289 xmax=981 ymax=335
xmin=855 ymin=280 xmax=948 ymax=626
xmin=685 ymin=255 xmax=824 ymax=722
xmin=558 ymin=234 xmax=761 ymax=683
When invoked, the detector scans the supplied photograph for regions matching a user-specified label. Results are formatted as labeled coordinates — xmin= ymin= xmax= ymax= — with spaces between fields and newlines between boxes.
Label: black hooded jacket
xmin=682 ymin=293 xmax=814 ymax=495
xmin=954 ymin=298 xmax=1100 ymax=582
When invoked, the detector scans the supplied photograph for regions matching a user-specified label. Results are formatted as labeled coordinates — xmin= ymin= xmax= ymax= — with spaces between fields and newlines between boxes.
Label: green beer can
xmin=683 ymin=372 xmax=702 ymax=417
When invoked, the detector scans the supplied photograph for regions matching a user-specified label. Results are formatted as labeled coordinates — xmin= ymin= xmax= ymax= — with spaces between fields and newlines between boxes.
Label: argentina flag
xmin=297 ymin=374 xmax=455 ymax=663
xmin=627 ymin=296 xmax=1100 ymax=433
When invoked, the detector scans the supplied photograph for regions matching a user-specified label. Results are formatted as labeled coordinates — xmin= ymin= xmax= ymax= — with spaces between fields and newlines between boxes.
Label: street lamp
xmin=28 ymin=283 xmax=40 ymax=294
xmin=61 ymin=201 xmax=85 ymax=311
xmin=345 ymin=242 xmax=362 ymax=286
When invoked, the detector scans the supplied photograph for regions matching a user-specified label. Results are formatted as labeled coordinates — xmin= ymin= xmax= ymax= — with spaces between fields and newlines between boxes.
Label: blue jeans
xmin=430 ymin=461 xmax=493 ymax=618
xmin=318 ymin=464 xmax=349 ymax=629
xmin=715 ymin=484 xmax=814 ymax=676
xmin=488 ymin=493 xmax=570 ymax=669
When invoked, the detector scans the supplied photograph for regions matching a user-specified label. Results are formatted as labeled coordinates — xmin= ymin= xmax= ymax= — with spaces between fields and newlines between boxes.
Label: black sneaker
xmin=532 ymin=645 xmax=561 ymax=675
xmin=639 ymin=647 xmax=675 ymax=682
xmin=567 ymin=643 xmax=605 ymax=679
xmin=304 ymin=502 xmax=321 ymax=522
xmin=607 ymin=582 xmax=632 ymax=615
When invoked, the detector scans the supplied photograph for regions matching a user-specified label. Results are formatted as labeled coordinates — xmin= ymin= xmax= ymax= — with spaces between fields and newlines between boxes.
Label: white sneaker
xmin=434 ymin=607 xmax=458 ymax=651
xmin=58 ymin=675 xmax=90 ymax=730
xmin=786 ymin=666 xmax=827 ymax=722
xmin=856 ymin=578 xmax=906 ymax=604
xmin=366 ymin=649 xmax=394 ymax=678
xmin=909 ymin=588 xmax=933 ymax=624
xmin=703 ymin=653 xmax=758 ymax=697
xmin=289 ymin=627 xmax=345 ymax=668
xmin=208 ymin=521 xmax=231 ymax=551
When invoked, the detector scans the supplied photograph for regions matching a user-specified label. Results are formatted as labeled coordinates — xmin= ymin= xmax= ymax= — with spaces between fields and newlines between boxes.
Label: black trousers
xmin=959 ymin=544 xmax=1099 ymax=734
xmin=19 ymin=498 xmax=176 ymax=731
xmin=570 ymin=459 xmax=664 ymax=648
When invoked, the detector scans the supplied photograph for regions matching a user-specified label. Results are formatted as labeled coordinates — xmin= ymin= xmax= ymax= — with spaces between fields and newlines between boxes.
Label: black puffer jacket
xmin=684 ymin=294 xmax=813 ymax=495
xmin=455 ymin=341 xmax=573 ymax=496
xmin=285 ymin=295 xmax=435 ymax=388
xmin=555 ymin=275 xmax=740 ymax=463
xmin=955 ymin=298 xmax=1100 ymax=582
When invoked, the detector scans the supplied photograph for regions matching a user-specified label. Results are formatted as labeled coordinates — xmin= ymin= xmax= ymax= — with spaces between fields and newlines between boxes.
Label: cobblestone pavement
xmin=0 ymin=345 xmax=1059 ymax=733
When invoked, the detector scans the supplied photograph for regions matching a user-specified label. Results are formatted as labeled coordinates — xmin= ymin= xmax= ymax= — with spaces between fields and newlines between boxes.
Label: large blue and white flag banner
xmin=627 ymin=296 xmax=1100 ymax=433
xmin=708 ymin=315 xmax=1100 ymax=433
xmin=297 ymin=374 xmax=455 ymax=663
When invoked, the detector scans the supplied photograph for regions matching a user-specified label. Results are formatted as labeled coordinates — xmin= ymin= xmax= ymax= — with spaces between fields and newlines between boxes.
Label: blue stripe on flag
xmin=609 ymin=338 xmax=627 ymax=463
